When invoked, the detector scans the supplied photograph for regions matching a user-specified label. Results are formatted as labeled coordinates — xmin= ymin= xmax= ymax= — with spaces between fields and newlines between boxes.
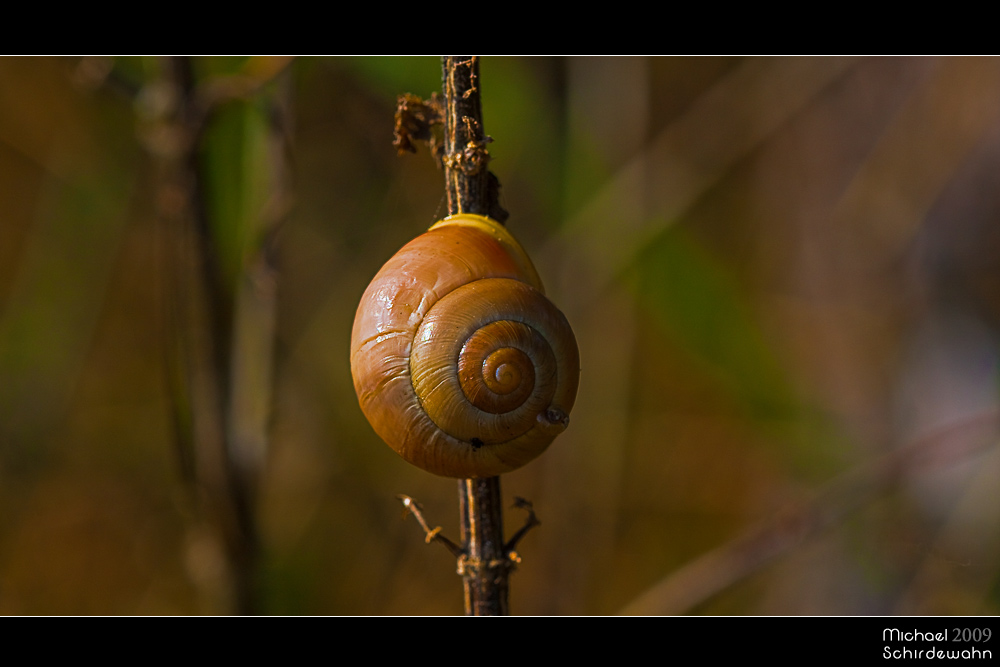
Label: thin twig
xmin=398 ymin=495 xmax=464 ymax=557
xmin=505 ymin=497 xmax=541 ymax=554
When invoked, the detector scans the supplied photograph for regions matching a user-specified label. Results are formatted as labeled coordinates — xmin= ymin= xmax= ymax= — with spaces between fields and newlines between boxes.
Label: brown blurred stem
xmin=442 ymin=56 xmax=512 ymax=616
xmin=619 ymin=408 xmax=1000 ymax=615
xmin=151 ymin=56 xmax=289 ymax=615
xmin=154 ymin=57 xmax=254 ymax=615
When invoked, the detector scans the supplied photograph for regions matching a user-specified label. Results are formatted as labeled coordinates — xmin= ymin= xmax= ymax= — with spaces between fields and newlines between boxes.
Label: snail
xmin=350 ymin=213 xmax=580 ymax=478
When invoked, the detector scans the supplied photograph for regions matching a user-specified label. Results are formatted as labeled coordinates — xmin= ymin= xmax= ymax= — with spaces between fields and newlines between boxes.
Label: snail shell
xmin=350 ymin=214 xmax=580 ymax=478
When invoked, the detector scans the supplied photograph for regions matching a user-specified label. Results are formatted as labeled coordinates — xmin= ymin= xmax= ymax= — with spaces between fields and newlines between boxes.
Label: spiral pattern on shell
xmin=350 ymin=214 xmax=580 ymax=478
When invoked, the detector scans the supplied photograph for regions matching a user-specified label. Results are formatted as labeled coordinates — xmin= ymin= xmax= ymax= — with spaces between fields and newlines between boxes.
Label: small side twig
xmin=399 ymin=491 xmax=542 ymax=614
xmin=505 ymin=497 xmax=541 ymax=553
xmin=398 ymin=495 xmax=463 ymax=558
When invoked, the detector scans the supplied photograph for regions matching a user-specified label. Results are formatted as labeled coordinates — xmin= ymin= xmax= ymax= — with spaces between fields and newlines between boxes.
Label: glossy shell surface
xmin=350 ymin=214 xmax=579 ymax=478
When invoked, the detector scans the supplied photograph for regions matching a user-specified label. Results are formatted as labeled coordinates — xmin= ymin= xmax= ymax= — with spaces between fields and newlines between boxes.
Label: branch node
xmin=456 ymin=554 xmax=472 ymax=576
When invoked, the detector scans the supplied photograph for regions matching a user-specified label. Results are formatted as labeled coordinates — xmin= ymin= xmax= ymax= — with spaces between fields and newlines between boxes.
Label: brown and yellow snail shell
xmin=350 ymin=214 xmax=580 ymax=478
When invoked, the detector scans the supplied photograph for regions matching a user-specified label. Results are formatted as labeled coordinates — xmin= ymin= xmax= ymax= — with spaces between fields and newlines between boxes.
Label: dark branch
xmin=442 ymin=56 xmax=508 ymax=223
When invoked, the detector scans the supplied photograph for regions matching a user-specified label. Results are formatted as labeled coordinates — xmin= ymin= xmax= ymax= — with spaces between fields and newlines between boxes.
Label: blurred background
xmin=0 ymin=56 xmax=997 ymax=615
